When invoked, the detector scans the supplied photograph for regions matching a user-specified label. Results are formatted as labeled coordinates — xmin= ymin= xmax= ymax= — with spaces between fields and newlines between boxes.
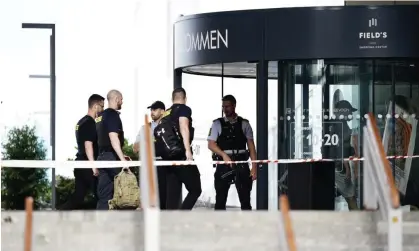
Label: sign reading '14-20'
xmin=290 ymin=122 xmax=344 ymax=165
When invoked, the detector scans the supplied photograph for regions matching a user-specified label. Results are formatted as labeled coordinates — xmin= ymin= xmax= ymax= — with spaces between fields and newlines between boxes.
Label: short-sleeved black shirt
xmin=168 ymin=104 xmax=194 ymax=143
xmin=96 ymin=108 xmax=124 ymax=151
xmin=75 ymin=115 xmax=98 ymax=159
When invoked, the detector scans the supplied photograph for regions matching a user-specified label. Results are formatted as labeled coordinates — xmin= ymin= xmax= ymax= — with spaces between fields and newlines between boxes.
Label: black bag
xmin=154 ymin=107 xmax=185 ymax=160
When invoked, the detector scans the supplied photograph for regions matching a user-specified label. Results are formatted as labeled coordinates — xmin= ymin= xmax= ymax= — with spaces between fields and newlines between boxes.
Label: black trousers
xmin=59 ymin=157 xmax=98 ymax=210
xmin=96 ymin=152 xmax=120 ymax=210
xmin=214 ymin=164 xmax=253 ymax=210
xmin=165 ymin=165 xmax=202 ymax=210
xmin=157 ymin=166 xmax=167 ymax=210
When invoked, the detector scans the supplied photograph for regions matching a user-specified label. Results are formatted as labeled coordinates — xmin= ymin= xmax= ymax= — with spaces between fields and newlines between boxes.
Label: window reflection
xmin=379 ymin=61 xmax=419 ymax=202
xmin=280 ymin=59 xmax=419 ymax=210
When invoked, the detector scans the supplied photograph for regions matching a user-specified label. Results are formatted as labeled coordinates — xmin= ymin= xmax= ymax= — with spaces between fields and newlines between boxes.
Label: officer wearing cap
xmin=133 ymin=100 xmax=167 ymax=209
xmin=95 ymin=89 xmax=128 ymax=210
xmin=207 ymin=95 xmax=257 ymax=210
xmin=133 ymin=101 xmax=166 ymax=152
xmin=326 ymin=99 xmax=359 ymax=210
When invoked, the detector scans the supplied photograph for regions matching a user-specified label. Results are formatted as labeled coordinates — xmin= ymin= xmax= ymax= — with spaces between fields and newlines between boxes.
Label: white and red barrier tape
xmin=1 ymin=155 xmax=419 ymax=168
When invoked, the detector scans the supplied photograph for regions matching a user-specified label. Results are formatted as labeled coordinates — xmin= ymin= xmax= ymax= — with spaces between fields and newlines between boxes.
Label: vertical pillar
xmin=50 ymin=28 xmax=56 ymax=210
xmin=358 ymin=60 xmax=373 ymax=209
xmin=256 ymin=61 xmax=269 ymax=210
xmin=174 ymin=68 xmax=182 ymax=89
xmin=301 ymin=64 xmax=310 ymax=154
xmin=276 ymin=61 xmax=287 ymax=209
xmin=391 ymin=63 xmax=396 ymax=178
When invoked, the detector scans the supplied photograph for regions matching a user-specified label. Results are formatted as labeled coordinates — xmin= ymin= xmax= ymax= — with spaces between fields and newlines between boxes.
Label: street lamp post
xmin=22 ymin=23 xmax=56 ymax=209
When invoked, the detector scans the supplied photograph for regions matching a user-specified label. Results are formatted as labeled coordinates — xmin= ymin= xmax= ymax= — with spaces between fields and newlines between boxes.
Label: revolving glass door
xmin=278 ymin=59 xmax=419 ymax=210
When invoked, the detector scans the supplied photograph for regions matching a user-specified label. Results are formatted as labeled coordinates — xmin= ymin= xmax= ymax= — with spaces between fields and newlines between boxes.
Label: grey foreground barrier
xmin=2 ymin=211 xmax=419 ymax=251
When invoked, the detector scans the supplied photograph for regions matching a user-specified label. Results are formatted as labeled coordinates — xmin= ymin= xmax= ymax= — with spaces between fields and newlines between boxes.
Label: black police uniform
xmin=59 ymin=115 xmax=98 ymax=210
xmin=95 ymin=108 xmax=124 ymax=210
xmin=213 ymin=117 xmax=252 ymax=210
xmin=163 ymin=104 xmax=202 ymax=210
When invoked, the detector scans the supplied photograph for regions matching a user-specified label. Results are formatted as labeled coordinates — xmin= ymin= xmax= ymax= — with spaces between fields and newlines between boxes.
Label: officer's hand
xmin=250 ymin=165 xmax=257 ymax=181
xmin=222 ymin=154 xmax=232 ymax=167
xmin=185 ymin=150 xmax=193 ymax=161
xmin=92 ymin=168 xmax=99 ymax=176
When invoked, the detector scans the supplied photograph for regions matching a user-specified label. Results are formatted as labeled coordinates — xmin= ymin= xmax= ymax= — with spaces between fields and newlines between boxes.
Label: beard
xmin=151 ymin=114 xmax=161 ymax=121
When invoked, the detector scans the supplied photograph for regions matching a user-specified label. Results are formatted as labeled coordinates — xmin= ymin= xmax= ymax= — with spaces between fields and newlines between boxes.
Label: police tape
xmin=1 ymin=155 xmax=419 ymax=169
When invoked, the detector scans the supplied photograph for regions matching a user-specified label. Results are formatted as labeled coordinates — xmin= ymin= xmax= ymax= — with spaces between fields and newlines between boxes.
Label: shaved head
xmin=172 ymin=87 xmax=187 ymax=104
xmin=107 ymin=89 xmax=123 ymax=110
xmin=107 ymin=89 xmax=122 ymax=101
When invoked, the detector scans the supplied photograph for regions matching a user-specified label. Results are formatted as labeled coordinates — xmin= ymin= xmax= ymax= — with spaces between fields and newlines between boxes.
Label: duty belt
xmin=212 ymin=149 xmax=249 ymax=168
xmin=222 ymin=149 xmax=247 ymax=155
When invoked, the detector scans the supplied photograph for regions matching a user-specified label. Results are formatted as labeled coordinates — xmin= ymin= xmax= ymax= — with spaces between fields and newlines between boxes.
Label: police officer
xmin=164 ymin=88 xmax=202 ymax=210
xmin=207 ymin=95 xmax=257 ymax=210
xmin=133 ymin=101 xmax=167 ymax=209
xmin=95 ymin=89 xmax=128 ymax=210
xmin=59 ymin=94 xmax=104 ymax=210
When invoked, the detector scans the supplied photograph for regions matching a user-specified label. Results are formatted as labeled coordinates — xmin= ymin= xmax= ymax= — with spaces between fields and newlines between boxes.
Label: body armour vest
xmin=216 ymin=117 xmax=247 ymax=152
xmin=96 ymin=109 xmax=124 ymax=151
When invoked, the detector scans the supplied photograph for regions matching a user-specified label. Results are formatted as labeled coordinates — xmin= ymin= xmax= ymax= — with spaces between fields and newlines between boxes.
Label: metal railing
xmin=363 ymin=113 xmax=402 ymax=251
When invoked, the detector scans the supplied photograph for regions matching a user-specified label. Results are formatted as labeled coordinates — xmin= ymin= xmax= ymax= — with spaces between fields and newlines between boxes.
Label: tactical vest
xmin=75 ymin=115 xmax=97 ymax=159
xmin=216 ymin=117 xmax=247 ymax=153
xmin=96 ymin=109 xmax=124 ymax=152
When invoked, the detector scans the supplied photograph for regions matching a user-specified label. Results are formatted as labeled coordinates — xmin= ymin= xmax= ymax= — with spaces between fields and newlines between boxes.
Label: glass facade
xmin=183 ymin=59 xmax=419 ymax=210
xmin=277 ymin=59 xmax=419 ymax=210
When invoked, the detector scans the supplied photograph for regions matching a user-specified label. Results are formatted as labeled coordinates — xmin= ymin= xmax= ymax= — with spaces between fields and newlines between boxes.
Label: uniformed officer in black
xmin=95 ymin=89 xmax=128 ymax=210
xmin=165 ymin=88 xmax=202 ymax=210
xmin=207 ymin=95 xmax=257 ymax=210
xmin=133 ymin=101 xmax=167 ymax=209
xmin=59 ymin=94 xmax=104 ymax=210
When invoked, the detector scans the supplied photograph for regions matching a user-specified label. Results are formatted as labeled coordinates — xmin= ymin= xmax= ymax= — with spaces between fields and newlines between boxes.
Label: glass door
xmin=374 ymin=60 xmax=419 ymax=207
xmin=282 ymin=59 xmax=364 ymax=211
xmin=280 ymin=58 xmax=419 ymax=211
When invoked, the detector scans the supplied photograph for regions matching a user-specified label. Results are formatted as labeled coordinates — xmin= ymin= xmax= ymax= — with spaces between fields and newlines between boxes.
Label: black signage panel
xmin=174 ymin=6 xmax=419 ymax=69
xmin=174 ymin=13 xmax=264 ymax=68
xmin=265 ymin=6 xmax=419 ymax=60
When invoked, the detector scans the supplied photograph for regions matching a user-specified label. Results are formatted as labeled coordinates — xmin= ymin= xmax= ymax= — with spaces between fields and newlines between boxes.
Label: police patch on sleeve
xmin=208 ymin=128 xmax=212 ymax=136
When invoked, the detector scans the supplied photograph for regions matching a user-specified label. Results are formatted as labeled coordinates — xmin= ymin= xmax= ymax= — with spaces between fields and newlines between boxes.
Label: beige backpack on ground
xmin=108 ymin=169 xmax=141 ymax=210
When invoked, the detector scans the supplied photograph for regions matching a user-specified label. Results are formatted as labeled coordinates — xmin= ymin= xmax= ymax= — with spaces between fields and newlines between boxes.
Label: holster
xmin=212 ymin=150 xmax=250 ymax=183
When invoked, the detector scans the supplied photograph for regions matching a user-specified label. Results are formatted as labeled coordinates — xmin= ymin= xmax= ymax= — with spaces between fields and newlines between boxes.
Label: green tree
xmin=56 ymin=175 xmax=75 ymax=206
xmin=55 ymin=138 xmax=138 ymax=209
xmin=1 ymin=125 xmax=49 ymax=210
xmin=55 ymin=175 xmax=96 ymax=210
xmin=122 ymin=138 xmax=139 ymax=178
